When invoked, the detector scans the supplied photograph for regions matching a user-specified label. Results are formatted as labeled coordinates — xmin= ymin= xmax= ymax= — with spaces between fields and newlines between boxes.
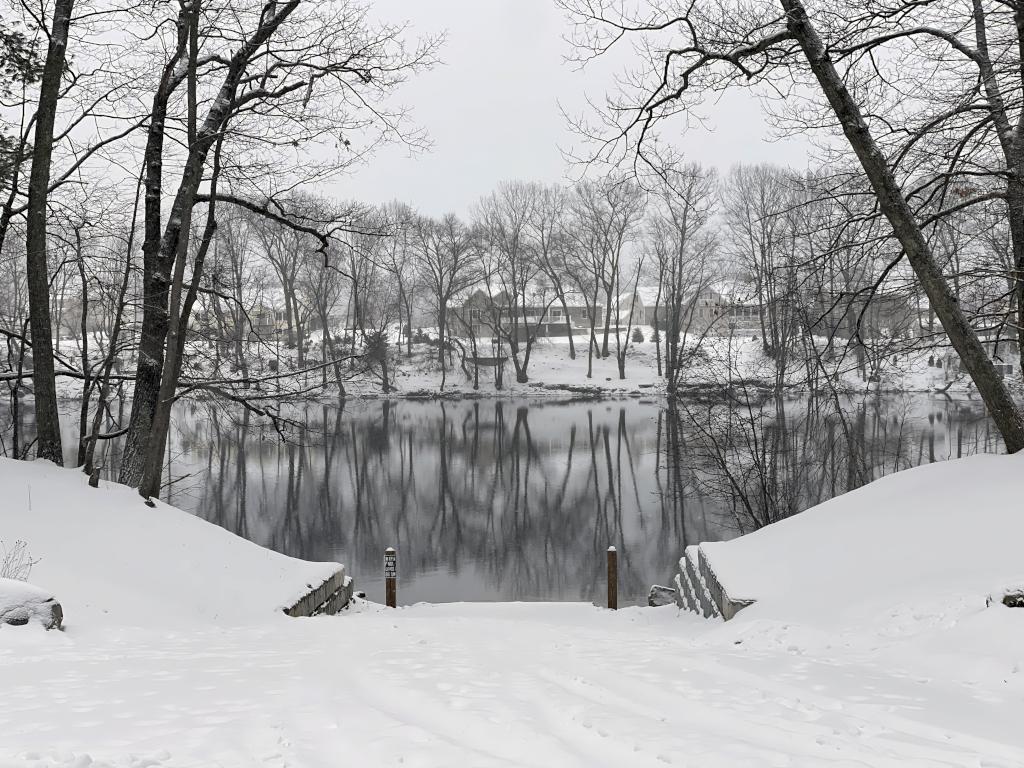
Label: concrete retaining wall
xmin=697 ymin=547 xmax=755 ymax=620
xmin=669 ymin=545 xmax=755 ymax=621
xmin=284 ymin=567 xmax=354 ymax=617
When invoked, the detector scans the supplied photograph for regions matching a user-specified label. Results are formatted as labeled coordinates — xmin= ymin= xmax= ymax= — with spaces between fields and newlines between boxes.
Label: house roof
xmin=634 ymin=286 xmax=662 ymax=306
xmin=458 ymin=282 xmax=592 ymax=309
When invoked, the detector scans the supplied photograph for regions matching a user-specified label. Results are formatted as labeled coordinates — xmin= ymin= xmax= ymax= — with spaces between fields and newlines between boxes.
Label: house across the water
xmin=451 ymin=288 xmax=597 ymax=341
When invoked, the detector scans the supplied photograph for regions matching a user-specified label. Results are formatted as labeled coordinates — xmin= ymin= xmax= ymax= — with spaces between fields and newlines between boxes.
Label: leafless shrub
xmin=1 ymin=538 xmax=39 ymax=581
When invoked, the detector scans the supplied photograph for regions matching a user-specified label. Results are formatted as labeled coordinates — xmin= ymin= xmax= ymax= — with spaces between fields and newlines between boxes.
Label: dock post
xmin=385 ymin=547 xmax=397 ymax=608
xmin=607 ymin=546 xmax=618 ymax=610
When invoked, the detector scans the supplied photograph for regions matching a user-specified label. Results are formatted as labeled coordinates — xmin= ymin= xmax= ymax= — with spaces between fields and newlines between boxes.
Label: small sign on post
xmin=384 ymin=547 xmax=397 ymax=608
xmin=607 ymin=546 xmax=618 ymax=610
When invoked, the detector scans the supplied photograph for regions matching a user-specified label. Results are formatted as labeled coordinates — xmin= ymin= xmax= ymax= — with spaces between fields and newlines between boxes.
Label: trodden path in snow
xmin=1 ymin=603 xmax=1020 ymax=768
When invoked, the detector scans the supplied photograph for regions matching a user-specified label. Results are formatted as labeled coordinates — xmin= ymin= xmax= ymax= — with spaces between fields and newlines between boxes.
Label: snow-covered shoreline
xmin=48 ymin=331 xmax=1018 ymax=406
xmin=3 ymin=452 xmax=1024 ymax=766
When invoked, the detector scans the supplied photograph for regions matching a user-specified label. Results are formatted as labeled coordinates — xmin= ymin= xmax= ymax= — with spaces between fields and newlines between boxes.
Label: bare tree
xmin=118 ymin=0 xmax=438 ymax=495
xmin=250 ymin=201 xmax=309 ymax=358
xmin=526 ymin=183 xmax=578 ymax=358
xmin=475 ymin=181 xmax=554 ymax=383
xmin=414 ymin=213 xmax=480 ymax=390
xmin=567 ymin=174 xmax=646 ymax=374
xmin=721 ymin=165 xmax=796 ymax=359
xmin=645 ymin=161 xmax=718 ymax=393
xmin=558 ymin=0 xmax=1024 ymax=452
xmin=22 ymin=0 xmax=75 ymax=464
xmin=379 ymin=201 xmax=420 ymax=357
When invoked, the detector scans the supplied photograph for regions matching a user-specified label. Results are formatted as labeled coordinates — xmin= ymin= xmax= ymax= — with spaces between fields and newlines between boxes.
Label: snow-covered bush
xmin=631 ymin=327 xmax=644 ymax=343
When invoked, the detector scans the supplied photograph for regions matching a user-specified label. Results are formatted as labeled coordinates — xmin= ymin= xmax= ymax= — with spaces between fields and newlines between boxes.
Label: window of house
xmin=550 ymin=307 xmax=563 ymax=320
xmin=469 ymin=308 xmax=481 ymax=324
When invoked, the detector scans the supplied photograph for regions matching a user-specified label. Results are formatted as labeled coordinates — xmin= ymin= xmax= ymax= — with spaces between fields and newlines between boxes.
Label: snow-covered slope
xmin=3 ymin=456 xmax=1024 ymax=765
xmin=701 ymin=451 xmax=1024 ymax=629
xmin=1 ymin=458 xmax=340 ymax=627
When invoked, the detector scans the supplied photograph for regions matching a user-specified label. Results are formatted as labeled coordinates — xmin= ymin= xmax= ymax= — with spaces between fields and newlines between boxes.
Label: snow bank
xmin=3 ymin=453 xmax=1024 ymax=764
xmin=0 ymin=458 xmax=341 ymax=628
xmin=701 ymin=451 xmax=1024 ymax=630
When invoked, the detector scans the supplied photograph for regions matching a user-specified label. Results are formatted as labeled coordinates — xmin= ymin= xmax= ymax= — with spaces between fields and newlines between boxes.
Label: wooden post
xmin=607 ymin=546 xmax=618 ymax=610
xmin=384 ymin=547 xmax=397 ymax=608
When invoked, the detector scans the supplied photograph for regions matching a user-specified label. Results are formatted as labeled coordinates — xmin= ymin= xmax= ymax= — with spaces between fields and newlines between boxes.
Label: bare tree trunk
xmin=559 ymin=294 xmax=575 ymax=359
xmin=123 ymin=0 xmax=301 ymax=491
xmin=139 ymin=8 xmax=221 ymax=500
xmin=438 ymin=303 xmax=448 ymax=390
xmin=783 ymin=0 xmax=1024 ymax=452
xmin=83 ymin=206 xmax=135 ymax=475
xmin=293 ymin=296 xmax=305 ymax=366
xmin=601 ymin=286 xmax=613 ymax=357
xmin=24 ymin=0 xmax=75 ymax=465
xmin=1007 ymin=183 xmax=1024 ymax=378
xmin=119 ymin=9 xmax=190 ymax=487
xmin=586 ymin=287 xmax=599 ymax=378
xmin=74 ymin=228 xmax=90 ymax=466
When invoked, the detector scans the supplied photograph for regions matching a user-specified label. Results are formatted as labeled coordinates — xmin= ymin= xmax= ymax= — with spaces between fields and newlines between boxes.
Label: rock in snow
xmin=989 ymin=585 xmax=1024 ymax=608
xmin=0 ymin=578 xmax=62 ymax=630
xmin=646 ymin=584 xmax=679 ymax=607
xmin=1002 ymin=590 xmax=1024 ymax=608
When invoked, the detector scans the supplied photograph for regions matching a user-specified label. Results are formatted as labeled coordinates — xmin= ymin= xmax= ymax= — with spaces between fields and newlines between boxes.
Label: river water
xmin=3 ymin=393 xmax=1003 ymax=605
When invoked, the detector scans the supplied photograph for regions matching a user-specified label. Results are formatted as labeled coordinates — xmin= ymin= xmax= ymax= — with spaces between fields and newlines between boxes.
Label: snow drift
xmin=0 ymin=458 xmax=341 ymax=627
xmin=700 ymin=451 xmax=1024 ymax=629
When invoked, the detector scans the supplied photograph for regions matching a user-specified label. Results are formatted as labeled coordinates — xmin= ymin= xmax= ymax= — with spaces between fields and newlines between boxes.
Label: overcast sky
xmin=330 ymin=1 xmax=811 ymax=217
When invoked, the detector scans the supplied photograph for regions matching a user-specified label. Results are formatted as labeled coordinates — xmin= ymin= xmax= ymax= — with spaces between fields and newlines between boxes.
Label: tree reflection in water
xmin=112 ymin=394 xmax=996 ymax=606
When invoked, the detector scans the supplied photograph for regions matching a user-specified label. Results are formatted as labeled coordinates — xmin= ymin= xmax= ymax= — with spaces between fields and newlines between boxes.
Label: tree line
xmin=5 ymin=152 xmax=1012 ymax=463
xmin=0 ymin=0 xmax=437 ymax=497
xmin=3 ymin=0 xmax=1024 ymax=503
xmin=559 ymin=0 xmax=1024 ymax=453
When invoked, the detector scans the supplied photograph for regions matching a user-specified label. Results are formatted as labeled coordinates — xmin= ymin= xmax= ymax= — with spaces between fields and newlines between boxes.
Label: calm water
xmin=4 ymin=393 xmax=1004 ymax=605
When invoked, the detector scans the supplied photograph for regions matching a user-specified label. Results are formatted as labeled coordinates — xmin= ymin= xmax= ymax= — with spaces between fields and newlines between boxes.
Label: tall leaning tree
xmin=24 ymin=0 xmax=75 ymax=464
xmin=559 ymin=0 xmax=1024 ymax=453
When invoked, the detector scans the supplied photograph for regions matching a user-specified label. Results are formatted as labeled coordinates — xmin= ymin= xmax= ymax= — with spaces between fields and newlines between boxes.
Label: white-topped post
xmin=607 ymin=546 xmax=618 ymax=610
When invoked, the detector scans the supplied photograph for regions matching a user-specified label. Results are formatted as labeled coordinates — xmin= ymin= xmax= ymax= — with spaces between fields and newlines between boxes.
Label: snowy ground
xmin=339 ymin=330 xmax=1015 ymax=399
xmin=2 ymin=601 xmax=1023 ymax=767
xmin=3 ymin=456 xmax=1024 ymax=766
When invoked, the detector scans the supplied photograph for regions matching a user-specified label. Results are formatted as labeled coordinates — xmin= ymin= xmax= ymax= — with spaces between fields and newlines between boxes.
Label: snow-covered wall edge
xmin=283 ymin=567 xmax=354 ymax=617
xmin=697 ymin=546 xmax=756 ymax=620
xmin=671 ymin=544 xmax=756 ymax=621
